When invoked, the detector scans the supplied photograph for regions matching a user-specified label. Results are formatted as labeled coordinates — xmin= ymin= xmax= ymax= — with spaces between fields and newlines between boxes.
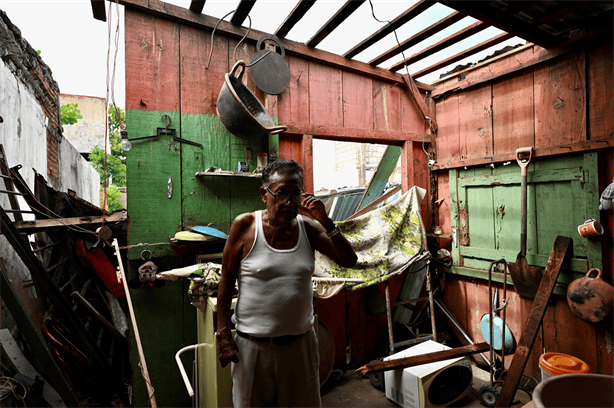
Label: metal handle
xmin=516 ymin=147 xmax=533 ymax=255
xmin=175 ymin=343 xmax=213 ymax=397
xmin=256 ymin=35 xmax=285 ymax=58
xmin=229 ymin=60 xmax=246 ymax=81
xmin=586 ymin=268 xmax=602 ymax=280
xmin=268 ymin=125 xmax=287 ymax=135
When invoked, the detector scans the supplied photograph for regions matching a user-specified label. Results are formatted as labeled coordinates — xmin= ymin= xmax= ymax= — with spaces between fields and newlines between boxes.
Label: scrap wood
xmin=354 ymin=342 xmax=490 ymax=375
xmin=495 ymin=235 xmax=571 ymax=408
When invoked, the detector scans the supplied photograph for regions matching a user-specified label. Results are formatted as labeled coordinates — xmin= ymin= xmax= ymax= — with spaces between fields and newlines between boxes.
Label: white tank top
xmin=234 ymin=210 xmax=315 ymax=337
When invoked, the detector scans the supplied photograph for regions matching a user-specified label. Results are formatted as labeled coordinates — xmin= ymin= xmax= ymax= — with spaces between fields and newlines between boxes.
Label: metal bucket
xmin=216 ymin=60 xmax=286 ymax=139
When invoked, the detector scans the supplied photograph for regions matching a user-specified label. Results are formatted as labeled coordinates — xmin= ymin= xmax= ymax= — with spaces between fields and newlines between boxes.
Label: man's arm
xmin=300 ymin=193 xmax=357 ymax=268
xmin=216 ymin=213 xmax=252 ymax=367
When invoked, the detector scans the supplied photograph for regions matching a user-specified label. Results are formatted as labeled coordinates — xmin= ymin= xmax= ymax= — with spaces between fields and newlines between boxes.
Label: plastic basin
xmin=533 ymin=373 xmax=614 ymax=408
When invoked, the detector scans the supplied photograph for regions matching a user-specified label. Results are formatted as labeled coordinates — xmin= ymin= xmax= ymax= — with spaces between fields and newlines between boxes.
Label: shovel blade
xmin=509 ymin=253 xmax=543 ymax=299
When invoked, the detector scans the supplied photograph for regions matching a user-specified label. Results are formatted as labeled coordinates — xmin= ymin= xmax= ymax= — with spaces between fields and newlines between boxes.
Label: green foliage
xmin=60 ymin=103 xmax=83 ymax=127
xmin=88 ymin=104 xmax=127 ymax=188
xmin=104 ymin=184 xmax=124 ymax=211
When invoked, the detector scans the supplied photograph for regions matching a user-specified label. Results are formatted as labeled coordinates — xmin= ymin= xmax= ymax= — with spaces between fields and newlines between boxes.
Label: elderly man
xmin=216 ymin=160 xmax=357 ymax=407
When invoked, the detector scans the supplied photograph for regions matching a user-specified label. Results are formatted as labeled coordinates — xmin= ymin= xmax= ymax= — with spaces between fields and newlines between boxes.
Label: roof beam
xmin=275 ymin=0 xmax=317 ymax=39
xmin=91 ymin=0 xmax=106 ymax=21
xmin=113 ymin=0 xmax=434 ymax=90
xmin=369 ymin=10 xmax=466 ymax=66
xmin=189 ymin=1 xmax=205 ymax=14
xmin=388 ymin=21 xmax=488 ymax=72
xmin=306 ymin=0 xmax=365 ymax=48
xmin=343 ymin=0 xmax=432 ymax=59
xmin=283 ymin=124 xmax=428 ymax=145
xmin=230 ymin=0 xmax=256 ymax=27
xmin=13 ymin=212 xmax=128 ymax=234
xmin=411 ymin=32 xmax=514 ymax=79
xmin=439 ymin=1 xmax=561 ymax=48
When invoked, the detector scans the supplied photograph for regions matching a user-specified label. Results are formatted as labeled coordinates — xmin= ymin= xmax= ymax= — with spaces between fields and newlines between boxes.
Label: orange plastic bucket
xmin=539 ymin=353 xmax=590 ymax=381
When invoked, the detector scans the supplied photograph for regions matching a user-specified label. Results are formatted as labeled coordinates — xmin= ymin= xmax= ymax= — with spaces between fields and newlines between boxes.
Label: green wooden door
xmin=449 ymin=152 xmax=601 ymax=295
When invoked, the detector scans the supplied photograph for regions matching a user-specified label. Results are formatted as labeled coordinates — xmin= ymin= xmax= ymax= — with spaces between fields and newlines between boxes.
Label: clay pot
xmin=567 ymin=268 xmax=614 ymax=323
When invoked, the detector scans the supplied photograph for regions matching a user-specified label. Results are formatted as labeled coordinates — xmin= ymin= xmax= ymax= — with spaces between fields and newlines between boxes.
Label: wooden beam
xmin=535 ymin=1 xmax=588 ymax=25
xmin=13 ymin=211 xmax=127 ymax=234
xmin=112 ymin=0 xmax=437 ymax=90
xmin=430 ymin=138 xmax=614 ymax=171
xmin=430 ymin=23 xmax=613 ymax=98
xmin=495 ymin=236 xmax=572 ymax=407
xmin=389 ymin=21 xmax=489 ymax=72
xmin=306 ymin=0 xmax=366 ymax=48
xmin=412 ymin=32 xmax=515 ymax=79
xmin=282 ymin=124 xmax=429 ymax=145
xmin=355 ymin=342 xmax=491 ymax=375
xmin=275 ymin=0 xmax=317 ymax=39
xmin=91 ymin=0 xmax=106 ymax=22
xmin=344 ymin=0 xmax=433 ymax=59
xmin=188 ymin=0 xmax=205 ymax=14
xmin=301 ymin=135 xmax=314 ymax=193
xmin=402 ymin=75 xmax=438 ymax=132
xmin=369 ymin=10 xmax=466 ymax=66
xmin=230 ymin=0 xmax=256 ymax=27
xmin=439 ymin=1 xmax=561 ymax=48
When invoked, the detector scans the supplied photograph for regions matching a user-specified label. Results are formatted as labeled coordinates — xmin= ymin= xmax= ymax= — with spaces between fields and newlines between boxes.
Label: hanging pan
xmin=216 ymin=60 xmax=287 ymax=139
xmin=249 ymin=35 xmax=291 ymax=95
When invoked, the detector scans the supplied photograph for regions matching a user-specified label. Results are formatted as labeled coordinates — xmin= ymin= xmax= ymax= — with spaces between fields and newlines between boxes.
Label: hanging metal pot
xmin=567 ymin=268 xmax=614 ymax=323
xmin=249 ymin=35 xmax=291 ymax=95
xmin=216 ymin=60 xmax=286 ymax=139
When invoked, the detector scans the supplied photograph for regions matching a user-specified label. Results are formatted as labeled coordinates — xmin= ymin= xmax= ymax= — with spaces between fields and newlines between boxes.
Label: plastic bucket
xmin=539 ymin=352 xmax=590 ymax=381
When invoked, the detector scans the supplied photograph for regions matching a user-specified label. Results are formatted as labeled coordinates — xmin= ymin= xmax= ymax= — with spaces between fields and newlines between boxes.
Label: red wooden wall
xmin=433 ymin=36 xmax=613 ymax=378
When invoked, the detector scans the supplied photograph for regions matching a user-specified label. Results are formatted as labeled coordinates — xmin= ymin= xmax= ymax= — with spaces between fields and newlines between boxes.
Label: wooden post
xmin=301 ymin=134 xmax=314 ymax=193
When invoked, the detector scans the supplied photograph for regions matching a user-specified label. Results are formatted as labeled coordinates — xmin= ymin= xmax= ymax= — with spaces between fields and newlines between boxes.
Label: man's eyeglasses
xmin=265 ymin=187 xmax=304 ymax=205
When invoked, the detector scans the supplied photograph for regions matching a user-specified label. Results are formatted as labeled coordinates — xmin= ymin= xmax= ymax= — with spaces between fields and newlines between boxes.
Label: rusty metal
xmin=385 ymin=280 xmax=394 ymax=355
xmin=509 ymin=147 xmax=543 ymax=298
xmin=426 ymin=260 xmax=438 ymax=342
xmin=567 ymin=268 xmax=614 ymax=323
xmin=70 ymin=291 xmax=128 ymax=345
xmin=129 ymin=115 xmax=203 ymax=148
xmin=249 ymin=35 xmax=291 ymax=95
xmin=216 ymin=61 xmax=287 ymax=139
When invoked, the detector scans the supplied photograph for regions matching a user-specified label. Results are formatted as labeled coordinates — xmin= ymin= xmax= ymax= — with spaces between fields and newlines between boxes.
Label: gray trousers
xmin=232 ymin=327 xmax=322 ymax=407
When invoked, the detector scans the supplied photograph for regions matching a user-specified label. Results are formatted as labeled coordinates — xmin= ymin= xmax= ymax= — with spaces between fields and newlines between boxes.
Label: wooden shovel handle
xmin=516 ymin=147 xmax=534 ymax=175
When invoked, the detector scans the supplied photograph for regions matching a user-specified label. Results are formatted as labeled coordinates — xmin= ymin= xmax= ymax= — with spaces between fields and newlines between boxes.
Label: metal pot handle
xmin=256 ymin=35 xmax=285 ymax=59
xmin=268 ymin=125 xmax=287 ymax=135
xmin=586 ymin=268 xmax=602 ymax=280
xmin=230 ymin=60 xmax=246 ymax=81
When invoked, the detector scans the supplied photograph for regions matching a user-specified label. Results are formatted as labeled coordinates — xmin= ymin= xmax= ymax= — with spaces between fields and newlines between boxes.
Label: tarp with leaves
xmin=314 ymin=186 xmax=428 ymax=292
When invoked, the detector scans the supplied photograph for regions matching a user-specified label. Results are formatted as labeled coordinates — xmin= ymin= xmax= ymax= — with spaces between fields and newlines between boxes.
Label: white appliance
xmin=384 ymin=340 xmax=473 ymax=408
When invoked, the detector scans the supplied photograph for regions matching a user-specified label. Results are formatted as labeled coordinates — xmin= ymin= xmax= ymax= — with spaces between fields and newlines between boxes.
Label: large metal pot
xmin=567 ymin=268 xmax=614 ymax=323
xmin=216 ymin=60 xmax=286 ymax=139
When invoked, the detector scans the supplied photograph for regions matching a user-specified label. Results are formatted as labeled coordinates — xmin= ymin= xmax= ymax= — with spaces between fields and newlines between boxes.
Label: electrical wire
xmin=206 ymin=10 xmax=253 ymax=69
xmin=0 ymin=376 xmax=27 ymax=407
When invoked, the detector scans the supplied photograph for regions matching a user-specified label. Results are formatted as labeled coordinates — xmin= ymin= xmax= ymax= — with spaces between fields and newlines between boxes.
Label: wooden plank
xmin=534 ymin=51 xmax=586 ymax=149
xmin=492 ymin=70 xmax=534 ymax=155
xmin=373 ymin=81 xmax=401 ymax=132
xmin=301 ymin=134 xmax=314 ymax=193
xmin=402 ymin=75 xmax=438 ymax=132
xmin=369 ymin=10 xmax=465 ymax=66
xmin=431 ymin=25 xmax=611 ymax=98
xmin=309 ymin=63 xmax=342 ymax=127
xmin=439 ymin=1 xmax=560 ymax=48
xmin=435 ymin=94 xmax=461 ymax=167
xmin=389 ymin=21 xmax=489 ymax=72
xmin=344 ymin=0 xmax=433 ymax=59
xmin=356 ymin=342 xmax=490 ymax=375
xmin=436 ymin=171 xmax=452 ymax=237
xmin=230 ymin=0 xmax=255 ymax=27
xmin=401 ymin=141 xmax=428 ymax=193
xmin=449 ymin=169 xmax=461 ymax=265
xmin=315 ymin=292 xmax=347 ymax=367
xmin=412 ymin=32 xmax=515 ymax=80
xmin=306 ymin=0 xmax=365 ymax=48
xmin=277 ymin=54 xmax=310 ymax=125
xmin=13 ymin=211 xmax=127 ymax=233
xmin=114 ymin=0 xmax=439 ymax=91
xmin=279 ymin=133 xmax=302 ymax=162
xmin=275 ymin=0 xmax=317 ymax=39
xmin=458 ymin=82 xmax=492 ymax=160
xmin=430 ymin=138 xmax=613 ymax=170
xmin=188 ymin=0 xmax=205 ymax=14
xmin=195 ymin=171 xmax=262 ymax=179
xmin=356 ymin=146 xmax=401 ymax=212
xmin=343 ymin=70 xmax=373 ymax=129
xmin=125 ymin=10 xmax=180 ymax=112
xmin=495 ymin=236 xmax=571 ymax=408
xmin=91 ymin=0 xmax=106 ymax=21
xmin=345 ymin=287 xmax=380 ymax=366
xmin=346 ymin=185 xmax=402 ymax=221
xmin=587 ymin=40 xmax=614 ymax=140
xmin=282 ymin=125 xmax=428 ymax=145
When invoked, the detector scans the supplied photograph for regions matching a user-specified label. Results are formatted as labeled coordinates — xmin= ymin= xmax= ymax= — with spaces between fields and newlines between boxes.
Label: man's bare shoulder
xmin=232 ymin=212 xmax=256 ymax=229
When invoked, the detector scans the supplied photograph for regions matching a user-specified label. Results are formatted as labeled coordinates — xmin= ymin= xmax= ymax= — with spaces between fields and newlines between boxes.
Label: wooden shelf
xmin=195 ymin=171 xmax=262 ymax=179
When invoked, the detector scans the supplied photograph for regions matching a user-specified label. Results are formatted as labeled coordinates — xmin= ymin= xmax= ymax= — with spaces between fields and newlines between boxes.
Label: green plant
xmin=60 ymin=103 xmax=83 ymax=130
xmin=103 ymin=183 xmax=124 ymax=211
xmin=88 ymin=104 xmax=127 ymax=188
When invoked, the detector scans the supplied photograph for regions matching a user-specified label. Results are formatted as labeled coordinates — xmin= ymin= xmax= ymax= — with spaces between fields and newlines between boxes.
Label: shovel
xmin=508 ymin=147 xmax=542 ymax=298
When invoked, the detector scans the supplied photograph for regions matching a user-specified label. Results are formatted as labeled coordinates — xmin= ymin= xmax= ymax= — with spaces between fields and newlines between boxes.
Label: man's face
xmin=260 ymin=170 xmax=303 ymax=224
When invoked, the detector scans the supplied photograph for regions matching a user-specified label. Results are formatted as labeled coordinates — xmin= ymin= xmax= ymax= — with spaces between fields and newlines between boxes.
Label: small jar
xmin=257 ymin=153 xmax=268 ymax=171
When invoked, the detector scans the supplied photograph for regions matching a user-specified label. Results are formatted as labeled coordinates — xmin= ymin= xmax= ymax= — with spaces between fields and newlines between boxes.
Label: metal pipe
xmin=385 ymin=281 xmax=394 ymax=355
xmin=426 ymin=260 xmax=437 ymax=342
xmin=175 ymin=343 xmax=213 ymax=397
xmin=70 ymin=291 xmax=128 ymax=345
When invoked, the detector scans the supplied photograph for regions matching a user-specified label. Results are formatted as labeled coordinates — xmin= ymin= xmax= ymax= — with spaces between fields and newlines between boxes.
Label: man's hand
xmin=300 ymin=193 xmax=329 ymax=226
xmin=216 ymin=331 xmax=239 ymax=367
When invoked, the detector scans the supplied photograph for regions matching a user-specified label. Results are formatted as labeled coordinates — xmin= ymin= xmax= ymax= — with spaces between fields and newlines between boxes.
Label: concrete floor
xmin=320 ymin=366 xmax=532 ymax=408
